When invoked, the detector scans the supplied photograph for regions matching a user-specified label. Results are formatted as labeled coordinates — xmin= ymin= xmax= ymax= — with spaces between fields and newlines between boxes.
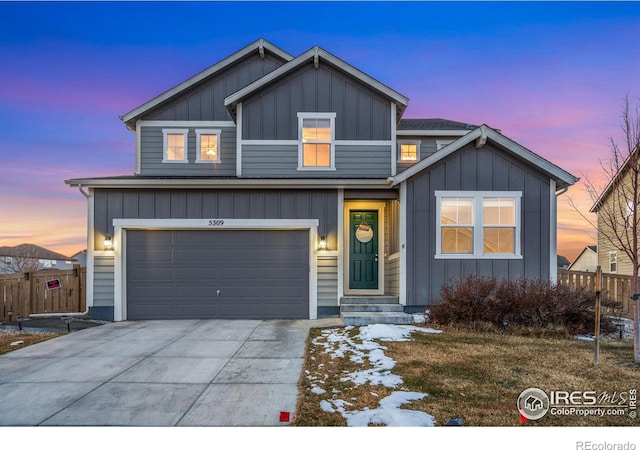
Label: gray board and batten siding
xmin=91 ymin=189 xmax=339 ymax=312
xmin=404 ymin=141 xmax=552 ymax=306
xmin=139 ymin=125 xmax=237 ymax=176
xmin=139 ymin=52 xmax=287 ymax=123
xmin=93 ymin=189 xmax=338 ymax=250
xmin=241 ymin=62 xmax=392 ymax=141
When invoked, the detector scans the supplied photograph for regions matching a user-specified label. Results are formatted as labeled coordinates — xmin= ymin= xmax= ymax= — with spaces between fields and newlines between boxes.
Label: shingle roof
xmin=397 ymin=118 xmax=477 ymax=131
xmin=0 ymin=244 xmax=74 ymax=261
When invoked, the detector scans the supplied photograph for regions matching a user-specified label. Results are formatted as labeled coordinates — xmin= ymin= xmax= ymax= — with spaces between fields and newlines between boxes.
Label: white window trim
xmin=297 ymin=112 xmax=336 ymax=171
xmin=609 ymin=251 xmax=618 ymax=273
xmin=397 ymin=140 xmax=420 ymax=163
xmin=435 ymin=190 xmax=523 ymax=259
xmin=162 ymin=129 xmax=189 ymax=163
xmin=436 ymin=139 xmax=454 ymax=150
xmin=195 ymin=129 xmax=222 ymax=163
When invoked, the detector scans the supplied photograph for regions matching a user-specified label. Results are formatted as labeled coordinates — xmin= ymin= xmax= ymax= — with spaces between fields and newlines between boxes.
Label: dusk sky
xmin=0 ymin=1 xmax=638 ymax=262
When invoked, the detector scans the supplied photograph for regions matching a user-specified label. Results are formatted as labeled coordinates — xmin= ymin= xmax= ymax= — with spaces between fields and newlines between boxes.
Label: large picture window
xmin=436 ymin=191 xmax=522 ymax=259
xmin=298 ymin=113 xmax=335 ymax=170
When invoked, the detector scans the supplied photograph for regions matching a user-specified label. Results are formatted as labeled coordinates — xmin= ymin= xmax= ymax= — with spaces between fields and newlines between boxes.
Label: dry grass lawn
xmin=0 ymin=330 xmax=61 ymax=355
xmin=295 ymin=324 xmax=640 ymax=427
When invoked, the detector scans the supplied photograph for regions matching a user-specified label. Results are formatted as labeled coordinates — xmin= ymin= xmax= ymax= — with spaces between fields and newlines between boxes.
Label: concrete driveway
xmin=0 ymin=318 xmax=341 ymax=426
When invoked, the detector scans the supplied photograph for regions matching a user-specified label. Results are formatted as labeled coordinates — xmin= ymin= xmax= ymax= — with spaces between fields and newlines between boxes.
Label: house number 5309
xmin=208 ymin=219 xmax=225 ymax=226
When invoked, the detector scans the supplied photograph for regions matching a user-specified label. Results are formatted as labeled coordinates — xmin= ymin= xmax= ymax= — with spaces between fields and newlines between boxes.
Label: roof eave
xmin=120 ymin=39 xmax=293 ymax=129
xmin=392 ymin=125 xmax=580 ymax=189
xmin=224 ymin=46 xmax=409 ymax=121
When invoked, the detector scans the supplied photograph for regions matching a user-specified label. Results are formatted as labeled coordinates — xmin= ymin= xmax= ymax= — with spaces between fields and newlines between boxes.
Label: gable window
xmin=436 ymin=191 xmax=522 ymax=259
xmin=162 ymin=129 xmax=188 ymax=163
xmin=398 ymin=141 xmax=420 ymax=162
xmin=298 ymin=112 xmax=335 ymax=170
xmin=609 ymin=251 xmax=617 ymax=273
xmin=196 ymin=129 xmax=221 ymax=163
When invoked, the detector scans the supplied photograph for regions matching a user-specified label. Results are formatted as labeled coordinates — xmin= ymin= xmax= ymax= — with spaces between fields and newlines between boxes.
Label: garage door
xmin=126 ymin=229 xmax=309 ymax=320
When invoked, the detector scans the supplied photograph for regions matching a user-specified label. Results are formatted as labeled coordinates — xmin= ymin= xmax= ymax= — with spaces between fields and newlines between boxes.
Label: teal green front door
xmin=349 ymin=211 xmax=378 ymax=290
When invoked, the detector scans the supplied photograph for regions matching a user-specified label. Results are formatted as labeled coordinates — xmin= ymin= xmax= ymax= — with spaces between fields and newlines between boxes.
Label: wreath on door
xmin=355 ymin=221 xmax=374 ymax=243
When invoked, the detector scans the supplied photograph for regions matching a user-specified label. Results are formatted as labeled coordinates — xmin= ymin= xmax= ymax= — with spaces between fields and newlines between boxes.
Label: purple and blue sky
xmin=0 ymin=1 xmax=638 ymax=261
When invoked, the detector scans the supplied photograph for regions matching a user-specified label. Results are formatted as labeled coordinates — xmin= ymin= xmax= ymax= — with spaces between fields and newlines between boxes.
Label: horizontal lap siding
xmin=396 ymin=136 xmax=462 ymax=174
xmin=242 ymin=144 xmax=391 ymax=178
xmin=405 ymin=142 xmax=551 ymax=306
xmin=140 ymin=126 xmax=236 ymax=176
xmin=317 ymin=255 xmax=338 ymax=307
xmin=93 ymin=255 xmax=114 ymax=307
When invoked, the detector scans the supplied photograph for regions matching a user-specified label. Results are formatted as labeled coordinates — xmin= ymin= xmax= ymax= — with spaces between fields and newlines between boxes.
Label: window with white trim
xmin=298 ymin=113 xmax=335 ymax=170
xmin=398 ymin=141 xmax=420 ymax=162
xmin=436 ymin=191 xmax=522 ymax=258
xmin=196 ymin=129 xmax=221 ymax=163
xmin=162 ymin=129 xmax=188 ymax=163
xmin=609 ymin=251 xmax=617 ymax=273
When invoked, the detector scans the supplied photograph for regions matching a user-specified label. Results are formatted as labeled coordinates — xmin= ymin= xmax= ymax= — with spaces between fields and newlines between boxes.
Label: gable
xmin=142 ymin=52 xmax=287 ymax=123
xmin=242 ymin=62 xmax=392 ymax=141
xmin=393 ymin=125 xmax=579 ymax=190
xmin=120 ymin=39 xmax=293 ymax=129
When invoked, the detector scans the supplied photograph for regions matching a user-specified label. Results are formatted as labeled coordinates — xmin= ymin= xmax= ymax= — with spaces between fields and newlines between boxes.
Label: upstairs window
xmin=196 ymin=129 xmax=221 ymax=163
xmin=436 ymin=191 xmax=522 ymax=259
xmin=298 ymin=113 xmax=335 ymax=170
xmin=162 ymin=129 xmax=188 ymax=163
xmin=609 ymin=251 xmax=618 ymax=273
xmin=398 ymin=141 xmax=419 ymax=162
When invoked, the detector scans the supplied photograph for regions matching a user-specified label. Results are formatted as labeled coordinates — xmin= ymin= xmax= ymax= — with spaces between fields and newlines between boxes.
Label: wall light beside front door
xmin=318 ymin=235 xmax=327 ymax=250
xmin=103 ymin=235 xmax=113 ymax=251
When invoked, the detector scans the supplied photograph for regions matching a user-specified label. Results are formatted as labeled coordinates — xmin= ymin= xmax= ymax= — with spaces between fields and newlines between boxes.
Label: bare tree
xmin=1 ymin=248 xmax=46 ymax=273
xmin=569 ymin=95 xmax=640 ymax=363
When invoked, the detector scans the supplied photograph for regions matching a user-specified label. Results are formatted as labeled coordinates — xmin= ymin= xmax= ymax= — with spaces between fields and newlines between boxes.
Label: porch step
xmin=341 ymin=312 xmax=415 ymax=326
xmin=340 ymin=296 xmax=400 ymax=305
xmin=339 ymin=296 xmax=414 ymax=326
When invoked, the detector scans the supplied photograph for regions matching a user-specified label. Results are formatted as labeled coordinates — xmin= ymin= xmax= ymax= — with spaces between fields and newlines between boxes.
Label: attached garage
xmin=125 ymin=229 xmax=310 ymax=320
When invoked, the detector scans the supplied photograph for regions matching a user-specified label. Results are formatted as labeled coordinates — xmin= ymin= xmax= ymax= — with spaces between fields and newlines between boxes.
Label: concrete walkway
xmin=0 ymin=318 xmax=342 ymax=426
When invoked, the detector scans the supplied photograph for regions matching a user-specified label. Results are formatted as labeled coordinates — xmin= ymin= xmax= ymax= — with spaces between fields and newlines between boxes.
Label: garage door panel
xmin=127 ymin=229 xmax=309 ymax=320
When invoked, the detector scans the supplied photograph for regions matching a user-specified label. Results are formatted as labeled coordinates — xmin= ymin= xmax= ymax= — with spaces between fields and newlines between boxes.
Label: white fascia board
xmin=121 ymin=39 xmax=293 ymax=126
xmin=396 ymin=130 xmax=471 ymax=136
xmin=65 ymin=178 xmax=393 ymax=190
xmin=225 ymin=46 xmax=408 ymax=110
xmin=486 ymin=128 xmax=579 ymax=188
xmin=392 ymin=125 xmax=579 ymax=189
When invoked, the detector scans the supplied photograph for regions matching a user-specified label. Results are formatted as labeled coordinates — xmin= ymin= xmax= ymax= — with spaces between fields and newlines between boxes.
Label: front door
xmin=349 ymin=210 xmax=378 ymax=290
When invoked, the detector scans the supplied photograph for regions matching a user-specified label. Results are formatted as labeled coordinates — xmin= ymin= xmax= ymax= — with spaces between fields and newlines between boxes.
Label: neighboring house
xmin=70 ymin=250 xmax=88 ymax=268
xmin=568 ymin=245 xmax=597 ymax=272
xmin=66 ymin=39 xmax=579 ymax=321
xmin=557 ymin=255 xmax=571 ymax=270
xmin=589 ymin=145 xmax=639 ymax=275
xmin=0 ymin=243 xmax=76 ymax=274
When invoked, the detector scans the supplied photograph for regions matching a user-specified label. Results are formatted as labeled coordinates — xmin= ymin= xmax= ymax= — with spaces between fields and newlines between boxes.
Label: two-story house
xmin=66 ymin=39 xmax=579 ymax=322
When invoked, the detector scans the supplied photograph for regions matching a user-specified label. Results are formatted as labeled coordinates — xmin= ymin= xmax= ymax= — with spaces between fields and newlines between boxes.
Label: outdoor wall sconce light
xmin=103 ymin=235 xmax=113 ymax=251
xmin=318 ymin=235 xmax=327 ymax=250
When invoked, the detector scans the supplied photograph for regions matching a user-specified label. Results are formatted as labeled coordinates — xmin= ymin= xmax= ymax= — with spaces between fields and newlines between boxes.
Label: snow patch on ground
xmin=309 ymin=324 xmax=440 ymax=426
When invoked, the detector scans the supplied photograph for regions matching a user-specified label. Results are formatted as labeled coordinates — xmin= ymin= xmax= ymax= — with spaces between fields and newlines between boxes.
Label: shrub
xmin=429 ymin=275 xmax=616 ymax=335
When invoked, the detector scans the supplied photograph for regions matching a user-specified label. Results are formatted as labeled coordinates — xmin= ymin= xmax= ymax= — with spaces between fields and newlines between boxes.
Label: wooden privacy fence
xmin=0 ymin=265 xmax=86 ymax=322
xmin=557 ymin=269 xmax=634 ymax=318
